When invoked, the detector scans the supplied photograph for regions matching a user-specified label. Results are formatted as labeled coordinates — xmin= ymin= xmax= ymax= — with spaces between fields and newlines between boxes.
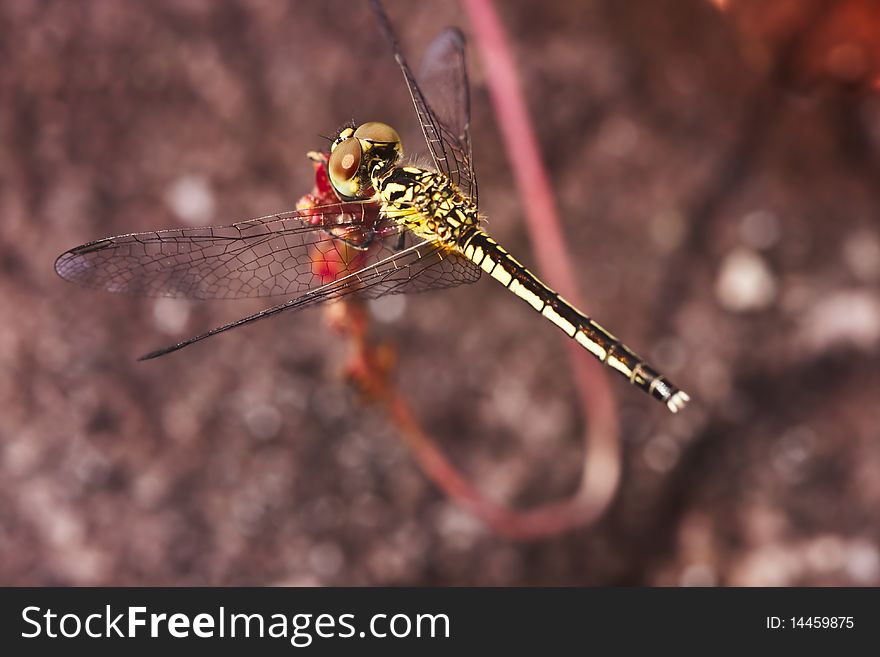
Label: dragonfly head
xmin=329 ymin=122 xmax=402 ymax=199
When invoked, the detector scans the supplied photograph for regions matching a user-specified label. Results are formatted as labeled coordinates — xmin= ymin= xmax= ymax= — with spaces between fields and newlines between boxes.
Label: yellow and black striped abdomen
xmin=459 ymin=230 xmax=689 ymax=413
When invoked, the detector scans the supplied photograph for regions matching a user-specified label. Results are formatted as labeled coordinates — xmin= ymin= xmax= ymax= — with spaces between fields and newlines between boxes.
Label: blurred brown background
xmin=2 ymin=0 xmax=879 ymax=585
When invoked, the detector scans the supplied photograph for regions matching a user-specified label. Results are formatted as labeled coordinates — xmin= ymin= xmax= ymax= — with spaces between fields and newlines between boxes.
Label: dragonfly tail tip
xmin=666 ymin=390 xmax=690 ymax=413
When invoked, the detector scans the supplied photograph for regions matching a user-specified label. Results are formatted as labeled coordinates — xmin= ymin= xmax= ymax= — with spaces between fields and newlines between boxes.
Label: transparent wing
xmin=370 ymin=0 xmax=478 ymax=204
xmin=54 ymin=201 xmax=405 ymax=300
xmin=139 ymin=239 xmax=481 ymax=360
xmin=419 ymin=28 xmax=473 ymax=172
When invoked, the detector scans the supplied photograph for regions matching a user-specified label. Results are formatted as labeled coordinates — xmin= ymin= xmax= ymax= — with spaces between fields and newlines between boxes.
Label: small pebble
xmin=799 ymin=290 xmax=880 ymax=353
xmin=164 ymin=174 xmax=216 ymax=226
xmin=715 ymin=247 xmax=776 ymax=312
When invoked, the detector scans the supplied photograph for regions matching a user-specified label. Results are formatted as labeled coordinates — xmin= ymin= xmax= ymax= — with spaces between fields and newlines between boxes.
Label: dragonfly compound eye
xmin=354 ymin=121 xmax=400 ymax=145
xmin=328 ymin=137 xmax=364 ymax=198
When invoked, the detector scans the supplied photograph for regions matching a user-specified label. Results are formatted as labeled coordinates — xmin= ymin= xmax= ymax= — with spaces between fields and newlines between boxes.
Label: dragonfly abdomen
xmin=459 ymin=230 xmax=689 ymax=413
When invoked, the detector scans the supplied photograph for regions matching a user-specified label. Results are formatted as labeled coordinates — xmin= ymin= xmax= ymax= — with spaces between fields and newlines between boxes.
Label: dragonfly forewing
xmin=54 ymin=202 xmax=393 ymax=300
xmin=370 ymin=0 xmax=478 ymax=204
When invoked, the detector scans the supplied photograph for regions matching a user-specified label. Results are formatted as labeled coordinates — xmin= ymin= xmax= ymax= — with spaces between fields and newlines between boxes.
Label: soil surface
xmin=2 ymin=0 xmax=879 ymax=585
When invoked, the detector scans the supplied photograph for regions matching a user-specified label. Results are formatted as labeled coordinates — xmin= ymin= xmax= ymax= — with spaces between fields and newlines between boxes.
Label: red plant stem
xmin=338 ymin=0 xmax=623 ymax=540
xmin=460 ymin=0 xmax=621 ymax=528
xmin=342 ymin=301 xmax=614 ymax=539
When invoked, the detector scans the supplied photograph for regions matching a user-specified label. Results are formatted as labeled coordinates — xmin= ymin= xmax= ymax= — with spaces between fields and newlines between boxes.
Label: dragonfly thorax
xmin=377 ymin=166 xmax=479 ymax=243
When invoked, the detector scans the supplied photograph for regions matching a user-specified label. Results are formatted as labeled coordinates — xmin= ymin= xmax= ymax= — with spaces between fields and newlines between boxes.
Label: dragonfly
xmin=54 ymin=0 xmax=690 ymax=413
